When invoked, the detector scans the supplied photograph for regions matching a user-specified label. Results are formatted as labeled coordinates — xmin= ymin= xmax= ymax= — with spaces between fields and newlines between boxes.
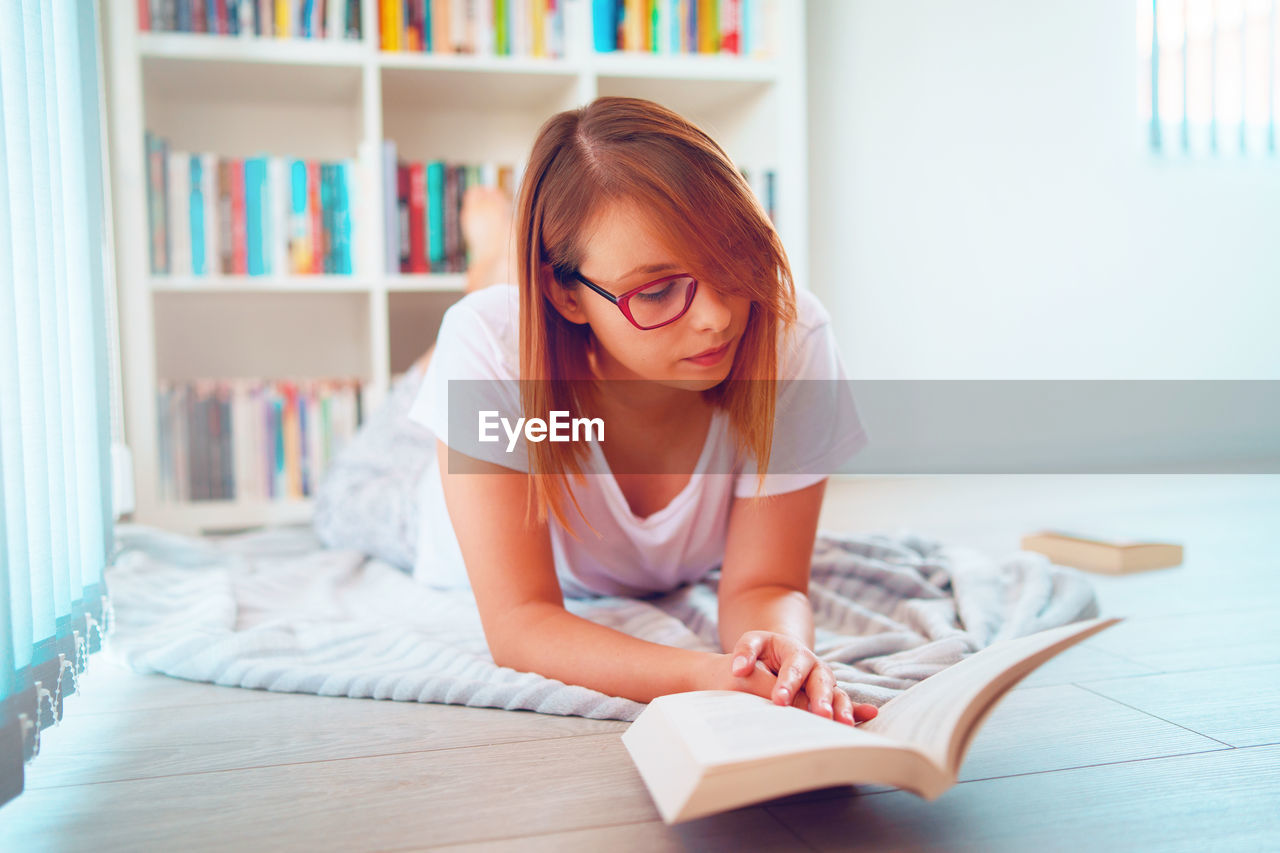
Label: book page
xmin=651 ymin=690 xmax=904 ymax=768
xmin=859 ymin=618 xmax=1121 ymax=770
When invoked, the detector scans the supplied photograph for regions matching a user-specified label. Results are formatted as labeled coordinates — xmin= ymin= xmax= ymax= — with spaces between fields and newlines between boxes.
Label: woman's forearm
xmin=489 ymin=601 xmax=714 ymax=703
xmin=718 ymin=584 xmax=815 ymax=652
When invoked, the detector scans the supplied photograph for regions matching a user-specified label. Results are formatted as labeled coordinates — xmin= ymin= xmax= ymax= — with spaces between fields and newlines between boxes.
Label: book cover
xmin=1020 ymin=531 xmax=1184 ymax=574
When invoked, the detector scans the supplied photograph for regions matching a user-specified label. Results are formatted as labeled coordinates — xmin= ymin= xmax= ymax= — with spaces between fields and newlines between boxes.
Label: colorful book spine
xmin=190 ymin=155 xmax=206 ymax=275
xmin=244 ymin=156 xmax=265 ymax=276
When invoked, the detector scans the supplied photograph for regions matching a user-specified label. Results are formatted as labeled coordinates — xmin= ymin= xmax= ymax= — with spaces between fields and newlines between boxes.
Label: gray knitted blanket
xmin=102 ymin=524 xmax=1098 ymax=720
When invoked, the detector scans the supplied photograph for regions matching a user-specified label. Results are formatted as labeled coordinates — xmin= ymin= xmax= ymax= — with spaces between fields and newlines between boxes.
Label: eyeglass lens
xmin=627 ymin=276 xmax=696 ymax=328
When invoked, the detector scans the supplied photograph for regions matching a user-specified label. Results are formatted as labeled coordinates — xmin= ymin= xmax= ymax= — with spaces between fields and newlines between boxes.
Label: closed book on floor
xmin=1020 ymin=531 xmax=1183 ymax=574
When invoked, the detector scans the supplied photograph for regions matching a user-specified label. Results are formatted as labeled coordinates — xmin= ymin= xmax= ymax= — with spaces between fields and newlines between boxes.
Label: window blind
xmin=0 ymin=0 xmax=116 ymax=810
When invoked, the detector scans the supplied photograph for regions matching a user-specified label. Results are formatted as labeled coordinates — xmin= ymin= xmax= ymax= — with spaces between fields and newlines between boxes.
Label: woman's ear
xmin=542 ymin=266 xmax=590 ymax=326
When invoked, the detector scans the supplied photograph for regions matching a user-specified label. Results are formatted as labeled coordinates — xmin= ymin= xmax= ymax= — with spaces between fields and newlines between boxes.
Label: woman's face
xmin=551 ymin=201 xmax=752 ymax=393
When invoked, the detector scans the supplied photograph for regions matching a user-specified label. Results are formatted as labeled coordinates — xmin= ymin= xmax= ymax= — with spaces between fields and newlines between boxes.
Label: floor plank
xmin=767 ymin=744 xmax=1280 ymax=853
xmin=1013 ymin=643 xmax=1158 ymax=688
xmin=955 ymin=683 xmax=1227 ymax=782
xmin=0 ymin=733 xmax=660 ymax=852
xmin=425 ymin=809 xmax=810 ymax=853
xmin=64 ymin=658 xmax=296 ymax=715
xmin=1080 ymin=663 xmax=1280 ymax=748
xmin=1082 ymin=607 xmax=1280 ymax=672
xmin=26 ymin=691 xmax=626 ymax=790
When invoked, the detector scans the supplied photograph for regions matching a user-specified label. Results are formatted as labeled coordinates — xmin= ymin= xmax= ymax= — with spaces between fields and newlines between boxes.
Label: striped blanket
xmin=103 ymin=524 xmax=1098 ymax=720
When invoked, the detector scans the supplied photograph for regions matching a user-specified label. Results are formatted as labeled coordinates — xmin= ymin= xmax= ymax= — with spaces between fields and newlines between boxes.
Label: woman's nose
xmin=686 ymin=283 xmax=733 ymax=332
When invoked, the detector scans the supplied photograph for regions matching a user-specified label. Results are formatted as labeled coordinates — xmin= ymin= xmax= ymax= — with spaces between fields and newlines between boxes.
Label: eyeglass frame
xmin=570 ymin=271 xmax=699 ymax=330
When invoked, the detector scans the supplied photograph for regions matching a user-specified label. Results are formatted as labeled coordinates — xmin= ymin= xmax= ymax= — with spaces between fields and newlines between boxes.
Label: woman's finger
xmin=731 ymin=633 xmax=766 ymax=677
xmin=773 ymin=651 xmax=816 ymax=706
xmin=832 ymin=689 xmax=855 ymax=726
xmin=852 ymin=703 xmax=879 ymax=724
xmin=803 ymin=664 xmax=838 ymax=720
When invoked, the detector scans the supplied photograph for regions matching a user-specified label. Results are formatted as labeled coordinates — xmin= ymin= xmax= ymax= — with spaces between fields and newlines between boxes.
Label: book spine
xmin=425 ymin=160 xmax=445 ymax=272
xmin=494 ymin=0 xmax=507 ymax=54
xmin=531 ymin=0 xmax=545 ymax=56
xmin=168 ymin=150 xmax=191 ymax=276
xmin=244 ymin=157 xmax=264 ymax=276
xmin=229 ymin=158 xmax=248 ymax=274
xmin=175 ymin=384 xmax=189 ymax=500
xmin=408 ymin=161 xmax=426 ymax=273
xmin=327 ymin=0 xmax=342 ymax=38
xmin=338 ymin=160 xmax=353 ymax=274
xmin=138 ymin=0 xmax=151 ymax=30
xmin=289 ymin=158 xmax=309 ymax=274
xmin=298 ymin=381 xmax=310 ymax=495
xmin=283 ymin=382 xmax=301 ymax=498
xmin=218 ymin=160 xmax=233 ymax=274
xmin=396 ymin=161 xmax=409 ymax=272
xmin=381 ymin=139 xmax=398 ymax=274
xmin=307 ymin=160 xmax=323 ymax=275
xmin=145 ymin=133 xmax=160 ymax=274
xmin=155 ymin=383 xmax=170 ymax=500
xmin=189 ymin=155 xmax=206 ymax=276
xmin=719 ymin=0 xmax=737 ymax=54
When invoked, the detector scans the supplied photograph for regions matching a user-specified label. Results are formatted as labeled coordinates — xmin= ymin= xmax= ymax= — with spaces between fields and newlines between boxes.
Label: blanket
xmin=102 ymin=524 xmax=1098 ymax=720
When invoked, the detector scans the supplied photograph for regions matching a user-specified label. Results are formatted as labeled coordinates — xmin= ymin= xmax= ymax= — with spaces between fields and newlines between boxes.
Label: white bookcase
xmin=101 ymin=0 xmax=809 ymax=535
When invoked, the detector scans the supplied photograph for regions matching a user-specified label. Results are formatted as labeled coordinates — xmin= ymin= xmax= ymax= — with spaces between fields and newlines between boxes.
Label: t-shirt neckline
xmin=591 ymin=408 xmax=723 ymax=527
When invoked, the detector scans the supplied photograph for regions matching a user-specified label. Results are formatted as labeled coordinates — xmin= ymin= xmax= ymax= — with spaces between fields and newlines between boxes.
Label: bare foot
xmin=462 ymin=186 xmax=515 ymax=293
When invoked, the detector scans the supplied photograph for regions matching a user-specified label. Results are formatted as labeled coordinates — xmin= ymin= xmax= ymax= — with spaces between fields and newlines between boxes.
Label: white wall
xmin=807 ymin=0 xmax=1280 ymax=381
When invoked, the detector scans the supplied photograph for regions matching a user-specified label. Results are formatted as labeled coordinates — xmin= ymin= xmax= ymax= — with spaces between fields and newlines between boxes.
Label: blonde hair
xmin=513 ymin=96 xmax=799 ymax=535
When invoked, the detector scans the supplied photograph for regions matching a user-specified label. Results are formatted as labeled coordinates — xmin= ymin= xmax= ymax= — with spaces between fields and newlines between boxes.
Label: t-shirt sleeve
xmin=733 ymin=311 xmax=869 ymax=499
xmin=405 ymin=297 xmax=529 ymax=472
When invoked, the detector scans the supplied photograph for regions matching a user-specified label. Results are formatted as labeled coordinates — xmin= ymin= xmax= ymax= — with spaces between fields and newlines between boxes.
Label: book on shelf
xmin=382 ymin=139 xmax=520 ymax=275
xmin=138 ymin=0 xmax=363 ymax=40
xmin=623 ymin=616 xmax=1122 ymax=824
xmin=155 ymin=378 xmax=365 ymax=503
xmin=378 ymin=0 xmax=564 ymax=56
xmin=145 ymin=132 xmax=356 ymax=278
xmin=594 ymin=0 xmax=771 ymax=56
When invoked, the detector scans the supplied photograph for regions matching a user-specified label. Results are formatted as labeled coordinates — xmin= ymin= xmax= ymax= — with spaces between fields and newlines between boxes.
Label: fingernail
xmin=777 ymin=687 xmax=790 ymax=703
xmin=733 ymin=655 xmax=749 ymax=671
xmin=821 ymin=701 xmax=833 ymax=715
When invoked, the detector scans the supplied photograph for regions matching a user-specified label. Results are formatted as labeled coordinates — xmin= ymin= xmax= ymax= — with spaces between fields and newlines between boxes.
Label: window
xmin=1139 ymin=0 xmax=1279 ymax=156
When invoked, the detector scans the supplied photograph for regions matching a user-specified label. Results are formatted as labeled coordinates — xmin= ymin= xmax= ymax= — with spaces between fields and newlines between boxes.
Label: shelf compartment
xmin=388 ymin=290 xmax=467 ymax=376
xmin=380 ymin=62 xmax=580 ymax=112
xmin=153 ymin=290 xmax=372 ymax=382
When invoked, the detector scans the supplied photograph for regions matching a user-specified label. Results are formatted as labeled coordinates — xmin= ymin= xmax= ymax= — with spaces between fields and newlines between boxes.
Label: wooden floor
xmin=2 ymin=475 xmax=1278 ymax=852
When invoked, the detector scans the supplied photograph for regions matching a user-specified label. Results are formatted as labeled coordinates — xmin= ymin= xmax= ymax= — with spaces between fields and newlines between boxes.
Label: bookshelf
xmin=101 ymin=0 xmax=809 ymax=535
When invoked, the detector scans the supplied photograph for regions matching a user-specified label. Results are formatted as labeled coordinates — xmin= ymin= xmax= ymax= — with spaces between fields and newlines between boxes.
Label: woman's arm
xmin=717 ymin=477 xmax=876 ymax=725
xmin=436 ymin=440 xmax=776 ymax=703
xmin=718 ymin=478 xmax=827 ymax=650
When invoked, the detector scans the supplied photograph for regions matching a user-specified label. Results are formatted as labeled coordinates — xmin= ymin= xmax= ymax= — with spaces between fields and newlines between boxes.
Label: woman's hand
xmin=730 ymin=631 xmax=878 ymax=727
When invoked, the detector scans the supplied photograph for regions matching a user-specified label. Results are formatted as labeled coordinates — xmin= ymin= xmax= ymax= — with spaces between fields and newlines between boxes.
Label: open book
xmin=622 ymin=616 xmax=1121 ymax=824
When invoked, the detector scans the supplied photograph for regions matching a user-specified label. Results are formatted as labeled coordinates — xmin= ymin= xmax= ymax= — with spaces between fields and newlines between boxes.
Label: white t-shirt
xmin=407 ymin=284 xmax=869 ymax=598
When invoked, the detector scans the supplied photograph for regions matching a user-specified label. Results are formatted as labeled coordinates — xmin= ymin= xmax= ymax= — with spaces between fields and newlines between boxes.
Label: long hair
xmin=514 ymin=96 xmax=799 ymax=535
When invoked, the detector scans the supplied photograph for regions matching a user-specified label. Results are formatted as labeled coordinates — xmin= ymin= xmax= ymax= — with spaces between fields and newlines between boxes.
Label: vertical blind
xmin=0 ymin=0 xmax=116 ymax=810
xmin=1140 ymin=0 xmax=1279 ymax=156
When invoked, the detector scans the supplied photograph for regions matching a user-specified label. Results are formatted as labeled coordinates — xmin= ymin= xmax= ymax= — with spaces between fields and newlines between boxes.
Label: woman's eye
xmin=635 ymin=283 xmax=675 ymax=302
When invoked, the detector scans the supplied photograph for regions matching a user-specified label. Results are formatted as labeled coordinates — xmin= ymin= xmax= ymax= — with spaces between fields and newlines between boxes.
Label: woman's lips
xmin=684 ymin=340 xmax=732 ymax=366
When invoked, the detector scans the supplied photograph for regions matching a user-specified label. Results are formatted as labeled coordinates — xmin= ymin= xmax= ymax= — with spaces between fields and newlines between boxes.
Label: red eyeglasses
xmin=572 ymin=271 xmax=698 ymax=330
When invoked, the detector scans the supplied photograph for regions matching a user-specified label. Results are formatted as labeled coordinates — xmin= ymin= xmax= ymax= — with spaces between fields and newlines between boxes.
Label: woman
xmin=315 ymin=96 xmax=874 ymax=726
